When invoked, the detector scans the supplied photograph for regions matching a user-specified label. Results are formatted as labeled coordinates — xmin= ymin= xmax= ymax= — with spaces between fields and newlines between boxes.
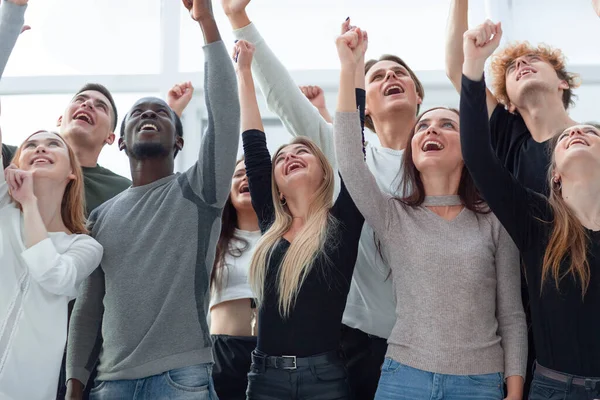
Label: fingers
xmin=181 ymin=0 xmax=192 ymax=11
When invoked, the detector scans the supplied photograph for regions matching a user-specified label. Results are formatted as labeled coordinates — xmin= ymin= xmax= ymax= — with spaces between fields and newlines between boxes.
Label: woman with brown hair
xmin=234 ymin=39 xmax=364 ymax=399
xmin=461 ymin=25 xmax=600 ymax=400
xmin=334 ymin=29 xmax=527 ymax=400
xmin=209 ymin=156 xmax=261 ymax=400
xmin=0 ymin=130 xmax=102 ymax=399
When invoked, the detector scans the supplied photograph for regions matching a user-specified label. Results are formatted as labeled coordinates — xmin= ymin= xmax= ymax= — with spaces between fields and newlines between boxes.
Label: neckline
xmin=422 ymin=195 xmax=462 ymax=207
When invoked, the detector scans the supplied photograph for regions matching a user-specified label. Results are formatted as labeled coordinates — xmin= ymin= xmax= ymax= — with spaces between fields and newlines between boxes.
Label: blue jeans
xmin=375 ymin=358 xmax=504 ymax=400
xmin=529 ymin=369 xmax=600 ymax=400
xmin=89 ymin=363 xmax=219 ymax=400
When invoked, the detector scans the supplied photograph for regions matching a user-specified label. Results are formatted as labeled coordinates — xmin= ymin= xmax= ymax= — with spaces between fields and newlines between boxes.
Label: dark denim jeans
xmin=529 ymin=366 xmax=600 ymax=400
xmin=246 ymin=350 xmax=349 ymax=400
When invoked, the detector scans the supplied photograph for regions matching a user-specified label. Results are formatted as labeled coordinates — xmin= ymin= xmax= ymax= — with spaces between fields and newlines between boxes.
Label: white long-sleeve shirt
xmin=0 ymin=156 xmax=103 ymax=400
xmin=233 ymin=23 xmax=401 ymax=339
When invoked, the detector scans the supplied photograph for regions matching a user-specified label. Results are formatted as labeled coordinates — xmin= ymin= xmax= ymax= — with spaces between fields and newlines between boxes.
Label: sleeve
xmin=65 ymin=266 xmax=106 ymax=386
xmin=493 ymin=220 xmax=528 ymax=379
xmin=0 ymin=155 xmax=11 ymax=208
xmin=459 ymin=74 xmax=548 ymax=251
xmin=183 ymin=41 xmax=240 ymax=208
xmin=0 ymin=0 xmax=25 ymax=79
xmin=232 ymin=23 xmax=336 ymax=168
xmin=242 ymin=129 xmax=275 ymax=233
xmin=334 ymin=111 xmax=392 ymax=237
xmin=489 ymin=104 xmax=521 ymax=165
xmin=20 ymin=235 xmax=102 ymax=299
xmin=356 ymin=89 xmax=367 ymax=161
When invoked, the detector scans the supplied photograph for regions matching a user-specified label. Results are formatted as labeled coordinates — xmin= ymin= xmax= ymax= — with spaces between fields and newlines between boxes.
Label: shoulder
xmin=86 ymin=165 xmax=131 ymax=186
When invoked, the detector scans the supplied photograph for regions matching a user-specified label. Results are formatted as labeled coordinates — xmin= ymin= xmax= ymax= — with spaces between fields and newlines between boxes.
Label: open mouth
xmin=422 ymin=140 xmax=444 ymax=152
xmin=517 ymin=67 xmax=535 ymax=81
xmin=73 ymin=111 xmax=93 ymax=125
xmin=239 ymin=184 xmax=250 ymax=194
xmin=139 ymin=123 xmax=159 ymax=132
xmin=30 ymin=156 xmax=53 ymax=165
xmin=384 ymin=85 xmax=405 ymax=96
xmin=567 ymin=138 xmax=588 ymax=148
xmin=285 ymin=161 xmax=305 ymax=175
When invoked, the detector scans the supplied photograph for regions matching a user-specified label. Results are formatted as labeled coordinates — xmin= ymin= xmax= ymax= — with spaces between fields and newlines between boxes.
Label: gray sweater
xmin=334 ymin=112 xmax=527 ymax=377
xmin=66 ymin=41 xmax=240 ymax=383
xmin=0 ymin=0 xmax=24 ymax=78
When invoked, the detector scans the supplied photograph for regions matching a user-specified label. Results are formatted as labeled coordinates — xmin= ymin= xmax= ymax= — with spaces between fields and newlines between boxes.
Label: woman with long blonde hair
xmin=0 ymin=130 xmax=102 ymax=400
xmin=234 ymin=40 xmax=364 ymax=399
xmin=461 ymin=30 xmax=600 ymax=399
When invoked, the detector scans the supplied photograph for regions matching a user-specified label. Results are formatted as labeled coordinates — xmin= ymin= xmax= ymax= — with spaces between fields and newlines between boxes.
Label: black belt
xmin=535 ymin=363 xmax=600 ymax=389
xmin=251 ymin=350 xmax=341 ymax=370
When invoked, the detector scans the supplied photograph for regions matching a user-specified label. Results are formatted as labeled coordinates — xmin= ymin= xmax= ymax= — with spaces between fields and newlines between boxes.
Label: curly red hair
xmin=490 ymin=42 xmax=580 ymax=109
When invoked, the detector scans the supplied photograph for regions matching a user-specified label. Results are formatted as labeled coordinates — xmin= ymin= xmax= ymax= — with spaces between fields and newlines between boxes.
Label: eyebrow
xmin=25 ymin=137 xmax=65 ymax=146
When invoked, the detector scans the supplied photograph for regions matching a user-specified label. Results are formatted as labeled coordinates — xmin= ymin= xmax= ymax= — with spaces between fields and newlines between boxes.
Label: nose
xmin=568 ymin=127 xmax=585 ymax=137
xmin=384 ymin=69 xmax=396 ymax=81
xmin=516 ymin=57 xmax=529 ymax=70
xmin=425 ymin=126 xmax=439 ymax=136
xmin=141 ymin=109 xmax=158 ymax=119
xmin=34 ymin=144 xmax=48 ymax=153
xmin=81 ymin=98 xmax=95 ymax=110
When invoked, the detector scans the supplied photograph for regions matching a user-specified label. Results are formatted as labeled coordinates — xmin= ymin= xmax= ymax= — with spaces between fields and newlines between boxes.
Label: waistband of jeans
xmin=535 ymin=362 xmax=600 ymax=388
xmin=251 ymin=349 xmax=342 ymax=370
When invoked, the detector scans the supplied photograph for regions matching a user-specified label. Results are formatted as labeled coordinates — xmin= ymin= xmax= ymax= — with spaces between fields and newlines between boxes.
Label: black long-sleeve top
xmin=460 ymin=75 xmax=600 ymax=376
xmin=242 ymin=129 xmax=364 ymax=357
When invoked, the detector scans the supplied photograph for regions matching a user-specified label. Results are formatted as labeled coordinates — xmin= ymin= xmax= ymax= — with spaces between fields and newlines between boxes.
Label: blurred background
xmin=1 ymin=0 xmax=598 ymax=179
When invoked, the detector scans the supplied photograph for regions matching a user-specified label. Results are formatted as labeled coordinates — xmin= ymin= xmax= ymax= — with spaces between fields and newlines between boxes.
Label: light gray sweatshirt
xmin=334 ymin=111 xmax=527 ymax=377
xmin=66 ymin=40 xmax=240 ymax=383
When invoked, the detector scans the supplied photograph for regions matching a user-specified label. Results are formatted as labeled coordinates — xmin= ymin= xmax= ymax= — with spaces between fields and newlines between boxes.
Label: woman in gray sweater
xmin=333 ymin=29 xmax=527 ymax=400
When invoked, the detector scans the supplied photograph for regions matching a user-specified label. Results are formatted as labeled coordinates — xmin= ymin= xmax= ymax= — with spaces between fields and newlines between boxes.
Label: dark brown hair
xmin=399 ymin=107 xmax=488 ymax=214
xmin=364 ymin=55 xmax=425 ymax=132
xmin=210 ymin=158 xmax=250 ymax=293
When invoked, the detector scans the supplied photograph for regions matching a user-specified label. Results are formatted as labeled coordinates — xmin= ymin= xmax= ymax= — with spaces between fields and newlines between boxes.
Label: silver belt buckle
xmin=282 ymin=355 xmax=297 ymax=370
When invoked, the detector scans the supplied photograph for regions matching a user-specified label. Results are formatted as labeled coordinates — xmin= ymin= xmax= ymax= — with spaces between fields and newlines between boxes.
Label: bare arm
xmin=445 ymin=0 xmax=498 ymax=117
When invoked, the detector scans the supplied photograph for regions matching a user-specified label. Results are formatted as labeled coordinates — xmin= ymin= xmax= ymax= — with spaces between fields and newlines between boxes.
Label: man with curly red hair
xmin=443 ymin=1 xmax=597 ymax=195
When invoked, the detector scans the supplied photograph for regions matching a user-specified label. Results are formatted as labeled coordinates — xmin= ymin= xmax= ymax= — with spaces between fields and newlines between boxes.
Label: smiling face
xmin=16 ymin=131 xmax=75 ymax=183
xmin=230 ymin=160 xmax=253 ymax=212
xmin=504 ymin=54 xmax=569 ymax=112
xmin=410 ymin=108 xmax=462 ymax=175
xmin=59 ymin=90 xmax=115 ymax=149
xmin=552 ymin=124 xmax=600 ymax=183
xmin=273 ymin=142 xmax=325 ymax=202
xmin=365 ymin=60 xmax=422 ymax=124
xmin=119 ymin=97 xmax=183 ymax=160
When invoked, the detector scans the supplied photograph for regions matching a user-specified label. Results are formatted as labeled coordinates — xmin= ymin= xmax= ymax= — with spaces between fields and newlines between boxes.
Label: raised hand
xmin=335 ymin=28 xmax=365 ymax=68
xmin=594 ymin=0 xmax=600 ymax=17
xmin=167 ymin=82 xmax=195 ymax=118
xmin=341 ymin=18 xmax=368 ymax=57
xmin=5 ymin=165 xmax=35 ymax=205
xmin=221 ymin=0 xmax=250 ymax=17
xmin=463 ymin=19 xmax=502 ymax=62
xmin=233 ymin=40 xmax=255 ymax=72
xmin=181 ymin=0 xmax=214 ymax=22
xmin=300 ymin=86 xmax=327 ymax=110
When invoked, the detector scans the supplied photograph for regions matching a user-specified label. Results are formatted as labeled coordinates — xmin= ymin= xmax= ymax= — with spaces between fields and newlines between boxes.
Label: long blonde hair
xmin=11 ymin=131 xmax=88 ymax=234
xmin=249 ymin=137 xmax=336 ymax=317
xmin=542 ymin=134 xmax=590 ymax=296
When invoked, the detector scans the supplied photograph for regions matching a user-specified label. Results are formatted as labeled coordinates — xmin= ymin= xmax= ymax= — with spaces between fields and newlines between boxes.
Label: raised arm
xmin=0 ymin=0 xmax=27 ymax=78
xmin=167 ymin=81 xmax=194 ymax=118
xmin=223 ymin=0 xmax=337 ymax=166
xmin=459 ymin=71 xmax=546 ymax=251
xmin=181 ymin=0 xmax=240 ymax=207
xmin=334 ymin=29 xmax=391 ymax=236
xmin=444 ymin=0 xmax=498 ymax=117
xmin=493 ymin=223 xmax=527 ymax=400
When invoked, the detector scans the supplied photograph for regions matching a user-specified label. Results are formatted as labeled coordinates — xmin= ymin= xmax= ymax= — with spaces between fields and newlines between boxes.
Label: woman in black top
xmin=233 ymin=40 xmax=364 ymax=400
xmin=460 ymin=32 xmax=600 ymax=399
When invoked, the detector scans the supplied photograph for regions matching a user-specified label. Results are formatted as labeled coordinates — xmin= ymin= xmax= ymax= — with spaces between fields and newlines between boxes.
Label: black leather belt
xmin=535 ymin=363 xmax=600 ymax=389
xmin=251 ymin=350 xmax=341 ymax=370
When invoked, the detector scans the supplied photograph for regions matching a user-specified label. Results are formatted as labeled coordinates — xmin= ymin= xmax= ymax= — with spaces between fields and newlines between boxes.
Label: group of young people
xmin=0 ymin=0 xmax=598 ymax=399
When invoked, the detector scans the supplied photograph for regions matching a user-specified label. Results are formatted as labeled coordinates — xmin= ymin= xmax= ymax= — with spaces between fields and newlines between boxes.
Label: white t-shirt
xmin=0 ymin=157 xmax=103 ymax=400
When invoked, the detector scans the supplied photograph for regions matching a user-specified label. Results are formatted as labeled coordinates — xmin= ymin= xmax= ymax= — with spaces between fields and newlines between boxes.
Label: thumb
xmin=20 ymin=25 xmax=31 ymax=33
xmin=490 ymin=22 xmax=503 ymax=46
